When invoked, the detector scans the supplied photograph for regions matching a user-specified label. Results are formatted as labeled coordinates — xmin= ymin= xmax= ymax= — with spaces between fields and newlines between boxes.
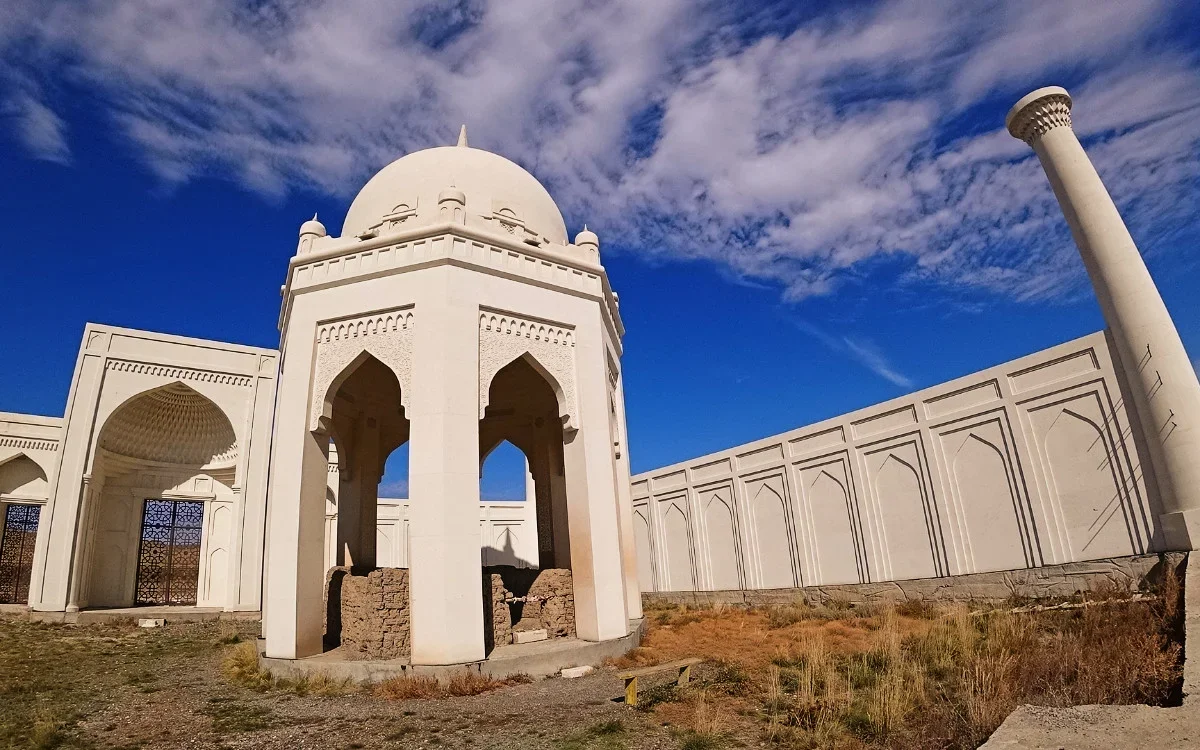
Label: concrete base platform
xmin=25 ymin=606 xmax=261 ymax=624
xmin=260 ymin=618 xmax=645 ymax=684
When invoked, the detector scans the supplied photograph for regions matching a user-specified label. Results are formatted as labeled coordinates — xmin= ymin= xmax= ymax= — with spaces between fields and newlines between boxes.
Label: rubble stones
xmin=327 ymin=566 xmax=411 ymax=660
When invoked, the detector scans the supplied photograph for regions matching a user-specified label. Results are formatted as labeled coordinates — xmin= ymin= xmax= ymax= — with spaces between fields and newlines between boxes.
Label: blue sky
xmin=2 ymin=0 xmax=1199 ymax=498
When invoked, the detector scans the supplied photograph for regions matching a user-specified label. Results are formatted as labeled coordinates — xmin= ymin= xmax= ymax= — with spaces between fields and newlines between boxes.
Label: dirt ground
xmin=0 ymin=615 xmax=707 ymax=750
xmin=1 ymin=585 xmax=1182 ymax=750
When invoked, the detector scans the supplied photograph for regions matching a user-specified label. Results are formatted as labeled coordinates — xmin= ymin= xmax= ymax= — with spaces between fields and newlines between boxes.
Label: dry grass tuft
xmin=375 ymin=674 xmax=443 ymax=700
xmin=375 ymin=670 xmax=532 ymax=700
xmin=222 ymin=641 xmax=274 ymax=691
xmin=221 ymin=641 xmax=355 ymax=696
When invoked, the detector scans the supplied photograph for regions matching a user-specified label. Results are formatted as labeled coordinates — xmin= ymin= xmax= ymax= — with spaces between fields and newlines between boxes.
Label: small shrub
xmin=895 ymin=598 xmax=938 ymax=619
xmin=28 ymin=713 xmax=65 ymax=750
xmin=678 ymin=731 xmax=722 ymax=750
xmin=446 ymin=671 xmax=501 ymax=697
xmin=588 ymin=719 xmax=624 ymax=735
xmin=222 ymin=641 xmax=273 ymax=691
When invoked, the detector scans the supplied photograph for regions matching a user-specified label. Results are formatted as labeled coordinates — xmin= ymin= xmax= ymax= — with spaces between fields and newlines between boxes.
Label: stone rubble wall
xmin=488 ymin=572 xmax=512 ymax=648
xmin=522 ymin=568 xmax=575 ymax=638
xmin=485 ymin=567 xmax=575 ymax=647
xmin=326 ymin=566 xmax=411 ymax=660
xmin=644 ymin=553 xmax=1185 ymax=608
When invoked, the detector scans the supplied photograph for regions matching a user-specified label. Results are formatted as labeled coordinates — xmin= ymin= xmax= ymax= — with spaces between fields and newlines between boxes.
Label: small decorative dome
xmin=300 ymin=214 xmax=327 ymax=238
xmin=575 ymin=226 xmax=599 ymax=249
xmin=439 ymin=185 xmax=466 ymax=204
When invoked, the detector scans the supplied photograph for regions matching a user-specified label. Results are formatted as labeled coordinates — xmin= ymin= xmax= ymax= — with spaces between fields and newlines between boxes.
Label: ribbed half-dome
xmin=99 ymin=383 xmax=238 ymax=466
xmin=341 ymin=145 xmax=568 ymax=244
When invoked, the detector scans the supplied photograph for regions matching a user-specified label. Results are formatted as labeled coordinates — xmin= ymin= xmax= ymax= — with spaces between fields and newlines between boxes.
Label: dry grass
xmin=221 ymin=641 xmax=357 ymax=696
xmin=631 ymin=573 xmax=1183 ymax=749
xmin=1 ymin=616 xmax=262 ymax=747
xmin=222 ymin=640 xmax=535 ymax=701
xmin=374 ymin=670 xmax=533 ymax=700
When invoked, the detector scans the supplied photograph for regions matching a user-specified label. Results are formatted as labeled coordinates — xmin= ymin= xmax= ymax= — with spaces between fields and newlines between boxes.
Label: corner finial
xmin=457 ymin=124 xmax=468 ymax=148
xmin=312 ymin=212 xmax=318 ymax=221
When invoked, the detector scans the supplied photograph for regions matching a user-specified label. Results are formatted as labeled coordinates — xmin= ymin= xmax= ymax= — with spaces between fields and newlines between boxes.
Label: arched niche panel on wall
xmin=1020 ymin=385 xmax=1151 ymax=561
xmin=739 ymin=471 xmax=797 ymax=589
xmin=632 ymin=502 xmax=655 ymax=592
xmin=204 ymin=503 xmax=233 ymax=604
xmin=934 ymin=413 xmax=1038 ymax=574
xmin=657 ymin=494 xmax=693 ymax=591
xmin=0 ymin=454 xmax=48 ymax=499
xmin=793 ymin=455 xmax=864 ymax=586
xmin=696 ymin=483 xmax=740 ymax=591
xmin=861 ymin=437 xmax=944 ymax=582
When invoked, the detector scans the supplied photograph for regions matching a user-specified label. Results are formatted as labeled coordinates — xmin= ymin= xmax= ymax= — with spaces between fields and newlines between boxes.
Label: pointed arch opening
xmin=480 ymin=356 xmax=569 ymax=571
xmin=480 ymin=350 xmax=576 ymax=434
xmin=479 ymin=440 xmax=534 ymax=568
xmin=84 ymin=382 xmax=241 ymax=609
xmin=322 ymin=353 xmax=409 ymax=571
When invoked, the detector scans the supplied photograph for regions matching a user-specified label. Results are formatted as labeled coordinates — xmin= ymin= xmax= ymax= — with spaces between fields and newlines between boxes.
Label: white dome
xmin=341 ymin=144 xmax=568 ymax=245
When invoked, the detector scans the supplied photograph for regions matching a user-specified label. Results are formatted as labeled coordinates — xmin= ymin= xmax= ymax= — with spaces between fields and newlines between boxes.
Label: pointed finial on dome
xmin=299 ymin=214 xmax=327 ymax=238
xmin=575 ymin=225 xmax=599 ymax=260
xmin=457 ymin=124 xmax=468 ymax=148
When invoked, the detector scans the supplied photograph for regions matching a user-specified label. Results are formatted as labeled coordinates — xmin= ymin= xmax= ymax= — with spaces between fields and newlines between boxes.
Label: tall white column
xmin=1007 ymin=86 xmax=1200 ymax=549
xmin=263 ymin=314 xmax=328 ymax=660
xmin=407 ymin=266 xmax=486 ymax=665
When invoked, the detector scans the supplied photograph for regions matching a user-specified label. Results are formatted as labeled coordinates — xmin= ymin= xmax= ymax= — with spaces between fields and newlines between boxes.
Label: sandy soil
xmin=0 ymin=616 xmax=700 ymax=750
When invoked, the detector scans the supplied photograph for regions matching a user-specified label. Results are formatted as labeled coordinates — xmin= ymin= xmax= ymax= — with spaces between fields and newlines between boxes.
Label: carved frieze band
xmin=0 ymin=437 xmax=58 ymax=452
xmin=105 ymin=360 xmax=252 ymax=387
xmin=309 ymin=309 xmax=415 ymax=431
xmin=1009 ymin=92 xmax=1072 ymax=145
xmin=478 ymin=311 xmax=578 ymax=431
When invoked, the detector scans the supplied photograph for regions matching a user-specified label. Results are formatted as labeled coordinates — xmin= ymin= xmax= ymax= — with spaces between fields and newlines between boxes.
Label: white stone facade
xmin=24 ymin=325 xmax=278 ymax=612
xmin=631 ymin=332 xmax=1163 ymax=592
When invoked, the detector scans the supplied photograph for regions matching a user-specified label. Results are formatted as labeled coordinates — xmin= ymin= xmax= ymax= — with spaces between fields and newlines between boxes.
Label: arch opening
xmin=83 ymin=382 xmax=240 ymax=609
xmin=323 ymin=353 xmax=409 ymax=571
xmin=480 ymin=356 xmax=569 ymax=571
xmin=479 ymin=440 xmax=536 ymax=568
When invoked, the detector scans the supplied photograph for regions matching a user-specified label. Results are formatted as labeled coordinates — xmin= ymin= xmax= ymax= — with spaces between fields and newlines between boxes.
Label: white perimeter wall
xmin=323 ymin=462 xmax=539 ymax=571
xmin=631 ymin=331 xmax=1164 ymax=592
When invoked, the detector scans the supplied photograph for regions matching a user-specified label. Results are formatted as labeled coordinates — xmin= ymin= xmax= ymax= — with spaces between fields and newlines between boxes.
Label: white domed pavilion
xmin=266 ymin=129 xmax=640 ymax=666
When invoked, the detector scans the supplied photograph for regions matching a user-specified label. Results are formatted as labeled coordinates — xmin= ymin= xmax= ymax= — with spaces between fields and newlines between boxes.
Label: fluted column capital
xmin=1006 ymin=86 xmax=1073 ymax=145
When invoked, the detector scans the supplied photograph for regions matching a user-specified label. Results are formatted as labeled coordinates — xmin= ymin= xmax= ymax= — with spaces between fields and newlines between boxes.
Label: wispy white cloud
xmin=2 ymin=0 xmax=1198 ymax=307
xmin=841 ymin=337 xmax=914 ymax=389
xmin=788 ymin=318 xmax=914 ymax=389
xmin=3 ymin=89 xmax=70 ymax=164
